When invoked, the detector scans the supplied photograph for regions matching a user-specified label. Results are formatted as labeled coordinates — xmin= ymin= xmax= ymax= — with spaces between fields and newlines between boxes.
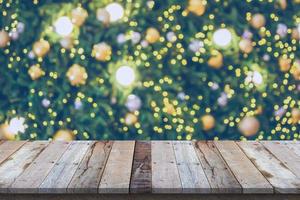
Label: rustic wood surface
xmin=0 ymin=141 xmax=299 ymax=194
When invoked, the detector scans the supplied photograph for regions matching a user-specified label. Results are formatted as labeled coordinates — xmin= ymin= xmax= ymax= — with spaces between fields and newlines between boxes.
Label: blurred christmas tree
xmin=0 ymin=0 xmax=299 ymax=141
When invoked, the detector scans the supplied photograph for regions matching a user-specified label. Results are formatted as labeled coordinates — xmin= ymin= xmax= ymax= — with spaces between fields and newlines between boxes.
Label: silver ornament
xmin=117 ymin=33 xmax=127 ymax=44
xmin=140 ymin=40 xmax=149 ymax=48
xmin=177 ymin=92 xmax=185 ymax=101
xmin=131 ymin=31 xmax=141 ymax=44
xmin=125 ymin=94 xmax=142 ymax=112
xmin=276 ymin=23 xmax=288 ymax=38
xmin=9 ymin=31 xmax=19 ymax=40
xmin=188 ymin=39 xmax=204 ymax=53
xmin=28 ymin=51 xmax=35 ymax=59
xmin=217 ymin=92 xmax=227 ymax=107
xmin=166 ymin=31 xmax=176 ymax=42
xmin=17 ymin=22 xmax=25 ymax=33
xmin=274 ymin=107 xmax=286 ymax=118
xmin=74 ymin=99 xmax=83 ymax=110
xmin=42 ymin=98 xmax=51 ymax=108
xmin=210 ymin=82 xmax=219 ymax=90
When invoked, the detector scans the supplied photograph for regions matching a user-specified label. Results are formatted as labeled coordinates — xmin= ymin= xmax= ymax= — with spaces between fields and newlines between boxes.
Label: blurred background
xmin=0 ymin=0 xmax=299 ymax=140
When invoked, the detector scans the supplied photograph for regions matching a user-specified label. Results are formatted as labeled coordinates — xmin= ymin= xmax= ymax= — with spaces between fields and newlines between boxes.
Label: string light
xmin=105 ymin=3 xmax=124 ymax=22
xmin=54 ymin=16 xmax=74 ymax=36
xmin=212 ymin=28 xmax=232 ymax=47
xmin=116 ymin=65 xmax=135 ymax=86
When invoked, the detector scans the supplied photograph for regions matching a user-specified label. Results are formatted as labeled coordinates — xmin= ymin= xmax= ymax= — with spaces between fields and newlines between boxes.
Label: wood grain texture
xmin=39 ymin=141 xmax=93 ymax=193
xmin=151 ymin=141 xmax=182 ymax=193
xmin=261 ymin=141 xmax=300 ymax=178
xmin=99 ymin=141 xmax=135 ymax=193
xmin=0 ymin=141 xmax=27 ymax=164
xmin=0 ymin=141 xmax=298 ymax=194
xmin=282 ymin=141 xmax=300 ymax=157
xmin=0 ymin=141 xmax=48 ymax=193
xmin=214 ymin=141 xmax=273 ymax=193
xmin=193 ymin=141 xmax=242 ymax=193
xmin=67 ymin=141 xmax=113 ymax=193
xmin=10 ymin=141 xmax=70 ymax=193
xmin=130 ymin=141 xmax=152 ymax=193
xmin=173 ymin=141 xmax=210 ymax=193
xmin=237 ymin=141 xmax=300 ymax=193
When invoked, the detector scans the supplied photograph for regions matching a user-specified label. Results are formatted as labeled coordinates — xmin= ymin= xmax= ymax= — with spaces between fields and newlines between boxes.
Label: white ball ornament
xmin=105 ymin=3 xmax=124 ymax=22
xmin=54 ymin=16 xmax=74 ymax=37
xmin=213 ymin=28 xmax=232 ymax=47
xmin=116 ymin=66 xmax=135 ymax=86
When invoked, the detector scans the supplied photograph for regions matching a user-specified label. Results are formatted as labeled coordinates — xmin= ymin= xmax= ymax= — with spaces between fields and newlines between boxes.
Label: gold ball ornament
xmin=71 ymin=7 xmax=88 ymax=27
xmin=291 ymin=108 xmax=300 ymax=124
xmin=201 ymin=114 xmax=215 ymax=131
xmin=208 ymin=50 xmax=223 ymax=69
xmin=164 ymin=103 xmax=176 ymax=115
xmin=59 ymin=37 xmax=74 ymax=49
xmin=125 ymin=113 xmax=138 ymax=125
xmin=145 ymin=27 xmax=160 ymax=44
xmin=66 ymin=64 xmax=88 ymax=86
xmin=33 ymin=40 xmax=50 ymax=57
xmin=239 ymin=39 xmax=253 ymax=54
xmin=278 ymin=56 xmax=291 ymax=72
xmin=250 ymin=14 xmax=266 ymax=29
xmin=291 ymin=28 xmax=299 ymax=40
xmin=28 ymin=65 xmax=45 ymax=80
xmin=53 ymin=129 xmax=74 ymax=141
xmin=238 ymin=116 xmax=260 ymax=137
xmin=292 ymin=66 xmax=300 ymax=81
xmin=277 ymin=0 xmax=287 ymax=10
xmin=92 ymin=42 xmax=112 ymax=61
xmin=96 ymin=8 xmax=110 ymax=25
xmin=0 ymin=30 xmax=10 ymax=48
xmin=0 ymin=123 xmax=16 ymax=140
xmin=255 ymin=106 xmax=263 ymax=115
xmin=187 ymin=0 xmax=206 ymax=16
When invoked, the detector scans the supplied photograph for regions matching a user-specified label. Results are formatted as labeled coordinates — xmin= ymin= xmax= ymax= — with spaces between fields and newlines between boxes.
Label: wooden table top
xmin=0 ymin=140 xmax=299 ymax=194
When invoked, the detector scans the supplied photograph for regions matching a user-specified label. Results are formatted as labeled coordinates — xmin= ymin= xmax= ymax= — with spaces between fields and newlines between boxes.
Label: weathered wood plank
xmin=193 ymin=141 xmax=241 ymax=193
xmin=151 ymin=141 xmax=182 ymax=193
xmin=99 ymin=141 xmax=135 ymax=193
xmin=0 ymin=141 xmax=48 ymax=193
xmin=39 ymin=141 xmax=92 ymax=193
xmin=280 ymin=141 xmax=300 ymax=158
xmin=130 ymin=141 xmax=152 ymax=193
xmin=214 ymin=141 xmax=273 ymax=193
xmin=10 ymin=141 xmax=70 ymax=193
xmin=0 ymin=141 xmax=27 ymax=165
xmin=261 ymin=141 xmax=300 ymax=178
xmin=237 ymin=141 xmax=300 ymax=193
xmin=67 ymin=141 xmax=113 ymax=193
xmin=173 ymin=141 xmax=210 ymax=193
